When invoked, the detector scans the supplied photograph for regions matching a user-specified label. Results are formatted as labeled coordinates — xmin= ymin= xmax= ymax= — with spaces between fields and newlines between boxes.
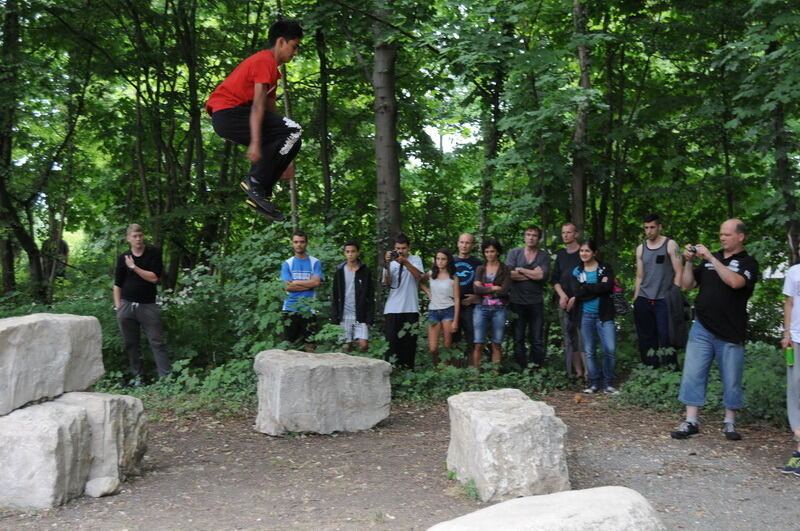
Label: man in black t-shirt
xmin=671 ymin=219 xmax=759 ymax=442
xmin=551 ymin=222 xmax=585 ymax=377
xmin=453 ymin=233 xmax=483 ymax=362
xmin=113 ymin=224 xmax=171 ymax=384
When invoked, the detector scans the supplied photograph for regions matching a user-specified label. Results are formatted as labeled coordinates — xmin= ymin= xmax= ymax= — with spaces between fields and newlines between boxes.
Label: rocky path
xmin=1 ymin=390 xmax=796 ymax=530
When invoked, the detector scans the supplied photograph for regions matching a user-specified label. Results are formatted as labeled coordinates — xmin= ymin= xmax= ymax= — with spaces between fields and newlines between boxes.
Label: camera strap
xmin=390 ymin=263 xmax=404 ymax=289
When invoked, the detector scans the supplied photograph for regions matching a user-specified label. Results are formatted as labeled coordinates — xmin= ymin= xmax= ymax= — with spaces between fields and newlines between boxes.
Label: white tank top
xmin=428 ymin=273 xmax=455 ymax=310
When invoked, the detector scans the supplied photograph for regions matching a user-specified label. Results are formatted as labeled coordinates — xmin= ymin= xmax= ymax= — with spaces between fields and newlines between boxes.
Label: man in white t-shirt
xmin=780 ymin=263 xmax=800 ymax=476
xmin=383 ymin=233 xmax=423 ymax=370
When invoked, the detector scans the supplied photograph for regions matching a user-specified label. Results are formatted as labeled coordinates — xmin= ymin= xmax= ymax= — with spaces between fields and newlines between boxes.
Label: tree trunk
xmin=373 ymin=28 xmax=401 ymax=256
xmin=773 ymin=99 xmax=799 ymax=264
xmin=280 ymin=62 xmax=300 ymax=231
xmin=316 ymin=27 xmax=333 ymax=217
xmin=0 ymin=0 xmax=46 ymax=301
xmin=0 ymin=0 xmax=20 ymax=294
xmin=479 ymin=79 xmax=502 ymax=241
xmin=570 ymin=0 xmax=591 ymax=235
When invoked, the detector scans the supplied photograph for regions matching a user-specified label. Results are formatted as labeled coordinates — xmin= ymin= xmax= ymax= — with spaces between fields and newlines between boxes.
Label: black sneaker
xmin=240 ymin=178 xmax=285 ymax=221
xmin=245 ymin=198 xmax=286 ymax=221
xmin=723 ymin=422 xmax=742 ymax=441
xmin=670 ymin=421 xmax=700 ymax=439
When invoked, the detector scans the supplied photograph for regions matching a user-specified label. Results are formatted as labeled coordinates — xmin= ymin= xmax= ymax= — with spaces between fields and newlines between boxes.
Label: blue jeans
xmin=511 ymin=302 xmax=545 ymax=368
xmin=473 ymin=304 xmax=507 ymax=345
xmin=678 ymin=320 xmax=744 ymax=409
xmin=581 ymin=312 xmax=616 ymax=388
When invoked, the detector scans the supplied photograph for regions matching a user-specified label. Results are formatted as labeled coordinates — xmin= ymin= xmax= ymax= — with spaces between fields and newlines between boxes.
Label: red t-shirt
xmin=205 ymin=50 xmax=281 ymax=115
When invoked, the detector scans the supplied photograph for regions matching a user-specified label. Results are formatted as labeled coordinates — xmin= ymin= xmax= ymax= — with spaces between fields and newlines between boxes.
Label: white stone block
xmin=254 ymin=349 xmax=391 ymax=435
xmin=446 ymin=388 xmax=570 ymax=502
xmin=56 ymin=392 xmax=147 ymax=497
xmin=428 ymin=486 xmax=666 ymax=530
xmin=0 ymin=401 xmax=92 ymax=509
xmin=0 ymin=313 xmax=104 ymax=416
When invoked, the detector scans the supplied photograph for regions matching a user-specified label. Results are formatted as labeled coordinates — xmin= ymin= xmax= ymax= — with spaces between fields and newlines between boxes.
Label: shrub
xmin=619 ymin=341 xmax=787 ymax=427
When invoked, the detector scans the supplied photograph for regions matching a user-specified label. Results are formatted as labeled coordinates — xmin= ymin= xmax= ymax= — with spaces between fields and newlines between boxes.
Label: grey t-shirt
xmin=505 ymin=247 xmax=551 ymax=305
xmin=343 ymin=266 xmax=357 ymax=319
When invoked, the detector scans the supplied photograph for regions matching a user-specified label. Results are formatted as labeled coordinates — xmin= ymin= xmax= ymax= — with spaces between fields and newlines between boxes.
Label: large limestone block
xmin=446 ymin=388 xmax=570 ymax=502
xmin=254 ymin=349 xmax=391 ymax=435
xmin=56 ymin=392 xmax=148 ymax=497
xmin=0 ymin=313 xmax=104 ymax=415
xmin=428 ymin=486 xmax=666 ymax=531
xmin=0 ymin=401 xmax=92 ymax=509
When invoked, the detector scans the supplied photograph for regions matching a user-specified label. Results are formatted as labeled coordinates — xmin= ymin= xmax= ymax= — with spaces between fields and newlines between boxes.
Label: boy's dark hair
xmin=394 ymin=233 xmax=410 ymax=246
xmin=292 ymin=230 xmax=308 ymax=241
xmin=643 ymin=213 xmax=661 ymax=224
xmin=344 ymin=240 xmax=360 ymax=250
xmin=268 ymin=19 xmax=304 ymax=47
xmin=431 ymin=248 xmax=455 ymax=279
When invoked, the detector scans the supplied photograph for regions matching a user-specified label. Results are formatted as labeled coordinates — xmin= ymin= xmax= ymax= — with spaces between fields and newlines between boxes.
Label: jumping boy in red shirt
xmin=206 ymin=19 xmax=303 ymax=221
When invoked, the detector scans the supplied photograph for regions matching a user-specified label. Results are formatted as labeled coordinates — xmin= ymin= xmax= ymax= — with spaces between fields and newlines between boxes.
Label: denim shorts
xmin=473 ymin=304 xmax=507 ymax=344
xmin=428 ymin=306 xmax=455 ymax=323
xmin=678 ymin=320 xmax=745 ymax=409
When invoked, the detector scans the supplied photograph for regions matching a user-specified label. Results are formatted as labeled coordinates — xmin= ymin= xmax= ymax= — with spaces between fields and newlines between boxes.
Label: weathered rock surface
xmin=446 ymin=388 xmax=570 ymax=502
xmin=0 ymin=401 xmax=92 ymax=509
xmin=0 ymin=313 xmax=104 ymax=416
xmin=428 ymin=486 xmax=666 ymax=530
xmin=254 ymin=349 xmax=391 ymax=435
xmin=56 ymin=392 xmax=147 ymax=497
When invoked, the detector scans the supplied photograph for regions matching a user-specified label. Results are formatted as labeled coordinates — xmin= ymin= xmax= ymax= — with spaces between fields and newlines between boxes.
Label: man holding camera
xmin=671 ymin=219 xmax=759 ymax=441
xmin=383 ymin=233 xmax=423 ymax=370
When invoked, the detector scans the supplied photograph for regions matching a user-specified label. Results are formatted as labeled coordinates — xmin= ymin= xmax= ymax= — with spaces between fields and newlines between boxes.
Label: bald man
xmin=671 ymin=219 xmax=759 ymax=442
xmin=453 ymin=233 xmax=483 ymax=360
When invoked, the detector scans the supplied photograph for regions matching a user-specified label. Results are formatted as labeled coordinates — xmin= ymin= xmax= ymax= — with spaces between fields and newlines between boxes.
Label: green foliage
xmin=461 ymin=479 xmax=480 ymax=500
xmin=619 ymin=341 xmax=788 ymax=427
xmin=618 ymin=365 xmax=686 ymax=412
xmin=391 ymin=365 xmax=570 ymax=401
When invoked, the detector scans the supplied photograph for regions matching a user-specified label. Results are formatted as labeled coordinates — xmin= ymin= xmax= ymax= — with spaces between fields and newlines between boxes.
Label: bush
xmin=391 ymin=364 xmax=570 ymax=401
xmin=619 ymin=341 xmax=787 ymax=427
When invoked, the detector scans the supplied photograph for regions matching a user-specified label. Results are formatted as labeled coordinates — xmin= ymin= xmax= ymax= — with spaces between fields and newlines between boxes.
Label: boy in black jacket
xmin=331 ymin=241 xmax=375 ymax=352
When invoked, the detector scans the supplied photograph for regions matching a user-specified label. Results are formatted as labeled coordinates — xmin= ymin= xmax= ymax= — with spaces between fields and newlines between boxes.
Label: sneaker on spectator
xmin=605 ymin=386 xmax=620 ymax=395
xmin=582 ymin=386 xmax=599 ymax=394
xmin=670 ymin=421 xmax=699 ymax=439
xmin=780 ymin=451 xmax=800 ymax=474
xmin=723 ymin=422 xmax=742 ymax=441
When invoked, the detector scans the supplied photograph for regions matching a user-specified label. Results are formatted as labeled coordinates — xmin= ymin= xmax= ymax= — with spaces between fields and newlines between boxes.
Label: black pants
xmin=511 ymin=302 xmax=545 ymax=369
xmin=454 ymin=303 xmax=476 ymax=351
xmin=284 ymin=311 xmax=315 ymax=344
xmin=634 ymin=297 xmax=677 ymax=368
xmin=384 ymin=312 xmax=418 ymax=370
xmin=211 ymin=106 xmax=302 ymax=197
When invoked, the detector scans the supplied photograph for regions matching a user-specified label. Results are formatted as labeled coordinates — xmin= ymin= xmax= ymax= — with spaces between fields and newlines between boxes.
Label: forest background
xmin=0 ymin=0 xmax=797 ymax=424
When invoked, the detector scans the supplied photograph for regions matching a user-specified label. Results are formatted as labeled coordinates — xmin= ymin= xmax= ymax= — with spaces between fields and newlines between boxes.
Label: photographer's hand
xmin=694 ymin=244 xmax=712 ymax=261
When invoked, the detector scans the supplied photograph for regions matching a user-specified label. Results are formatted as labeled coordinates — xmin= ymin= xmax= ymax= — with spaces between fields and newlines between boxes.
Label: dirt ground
xmin=1 ymin=390 xmax=797 ymax=530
